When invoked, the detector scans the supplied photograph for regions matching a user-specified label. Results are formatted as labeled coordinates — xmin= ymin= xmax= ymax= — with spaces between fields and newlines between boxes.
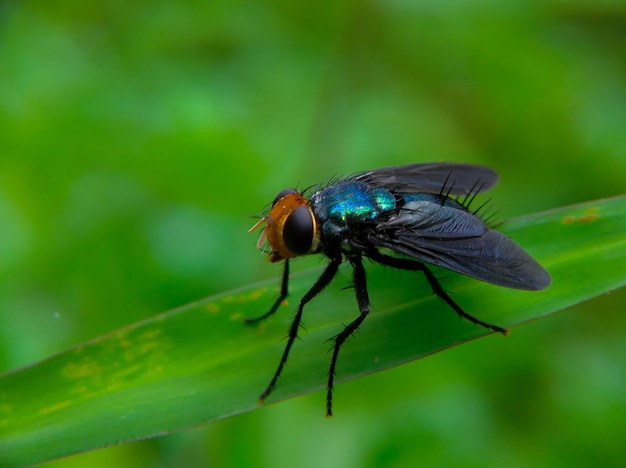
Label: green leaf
xmin=1 ymin=195 xmax=625 ymax=466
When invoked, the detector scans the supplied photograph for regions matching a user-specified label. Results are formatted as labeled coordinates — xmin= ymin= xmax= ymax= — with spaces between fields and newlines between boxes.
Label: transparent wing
xmin=352 ymin=163 xmax=499 ymax=196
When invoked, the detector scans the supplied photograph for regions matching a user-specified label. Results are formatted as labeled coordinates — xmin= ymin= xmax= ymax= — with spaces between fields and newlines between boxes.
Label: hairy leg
xmin=326 ymin=255 xmax=370 ymax=417
xmin=259 ymin=256 xmax=342 ymax=403
xmin=367 ymin=250 xmax=508 ymax=335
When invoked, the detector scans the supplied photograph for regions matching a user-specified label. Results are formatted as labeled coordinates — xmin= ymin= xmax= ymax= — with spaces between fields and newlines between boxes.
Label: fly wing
xmin=367 ymin=201 xmax=551 ymax=290
xmin=352 ymin=163 xmax=499 ymax=196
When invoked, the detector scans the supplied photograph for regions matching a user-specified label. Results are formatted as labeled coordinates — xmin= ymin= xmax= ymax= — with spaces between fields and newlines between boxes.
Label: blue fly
xmin=248 ymin=162 xmax=551 ymax=416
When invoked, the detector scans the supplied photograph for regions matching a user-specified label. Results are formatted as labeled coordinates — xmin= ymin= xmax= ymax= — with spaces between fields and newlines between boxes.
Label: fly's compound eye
xmin=283 ymin=205 xmax=315 ymax=255
xmin=273 ymin=188 xmax=299 ymax=207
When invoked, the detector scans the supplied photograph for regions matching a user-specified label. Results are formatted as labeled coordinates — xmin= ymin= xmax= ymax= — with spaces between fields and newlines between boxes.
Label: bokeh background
xmin=1 ymin=1 xmax=625 ymax=466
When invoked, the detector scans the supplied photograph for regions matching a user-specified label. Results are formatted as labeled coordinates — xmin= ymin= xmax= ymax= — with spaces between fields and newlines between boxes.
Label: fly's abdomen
xmin=401 ymin=193 xmax=464 ymax=210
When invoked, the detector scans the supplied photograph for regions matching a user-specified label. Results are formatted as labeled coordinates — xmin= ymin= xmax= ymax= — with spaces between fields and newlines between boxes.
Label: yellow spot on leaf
xmin=63 ymin=361 xmax=102 ymax=379
xmin=561 ymin=207 xmax=599 ymax=225
xmin=39 ymin=400 xmax=72 ymax=415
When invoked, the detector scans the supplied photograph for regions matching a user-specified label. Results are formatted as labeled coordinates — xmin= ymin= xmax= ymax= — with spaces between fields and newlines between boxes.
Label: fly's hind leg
xmin=367 ymin=250 xmax=508 ymax=335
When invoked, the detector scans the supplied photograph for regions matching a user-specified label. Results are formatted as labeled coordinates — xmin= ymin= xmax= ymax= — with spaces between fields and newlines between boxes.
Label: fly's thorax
xmin=311 ymin=182 xmax=396 ymax=231
xmin=251 ymin=190 xmax=321 ymax=263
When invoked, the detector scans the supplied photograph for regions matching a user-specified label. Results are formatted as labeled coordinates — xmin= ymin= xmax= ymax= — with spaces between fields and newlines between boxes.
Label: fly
xmin=248 ymin=162 xmax=551 ymax=416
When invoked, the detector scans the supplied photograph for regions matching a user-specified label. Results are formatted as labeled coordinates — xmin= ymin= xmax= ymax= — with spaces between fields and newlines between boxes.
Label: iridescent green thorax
xmin=311 ymin=181 xmax=396 ymax=239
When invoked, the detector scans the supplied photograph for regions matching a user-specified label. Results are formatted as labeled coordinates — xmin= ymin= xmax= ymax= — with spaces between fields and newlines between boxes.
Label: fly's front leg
xmin=259 ymin=256 xmax=342 ymax=404
xmin=245 ymin=259 xmax=290 ymax=324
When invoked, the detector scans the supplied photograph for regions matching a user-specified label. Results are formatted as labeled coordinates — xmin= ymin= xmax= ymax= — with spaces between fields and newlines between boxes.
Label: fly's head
xmin=250 ymin=188 xmax=320 ymax=263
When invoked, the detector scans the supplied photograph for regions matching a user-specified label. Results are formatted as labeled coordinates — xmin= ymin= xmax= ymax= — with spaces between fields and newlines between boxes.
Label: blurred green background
xmin=1 ymin=1 xmax=625 ymax=467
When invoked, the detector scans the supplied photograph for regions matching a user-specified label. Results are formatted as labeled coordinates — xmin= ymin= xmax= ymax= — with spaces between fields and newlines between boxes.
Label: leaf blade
xmin=1 ymin=195 xmax=625 ymax=466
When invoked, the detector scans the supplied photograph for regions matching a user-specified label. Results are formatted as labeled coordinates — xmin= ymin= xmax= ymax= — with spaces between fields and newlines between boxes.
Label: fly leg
xmin=368 ymin=250 xmax=508 ymax=335
xmin=326 ymin=255 xmax=370 ymax=417
xmin=259 ymin=256 xmax=342 ymax=404
xmin=245 ymin=259 xmax=290 ymax=324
